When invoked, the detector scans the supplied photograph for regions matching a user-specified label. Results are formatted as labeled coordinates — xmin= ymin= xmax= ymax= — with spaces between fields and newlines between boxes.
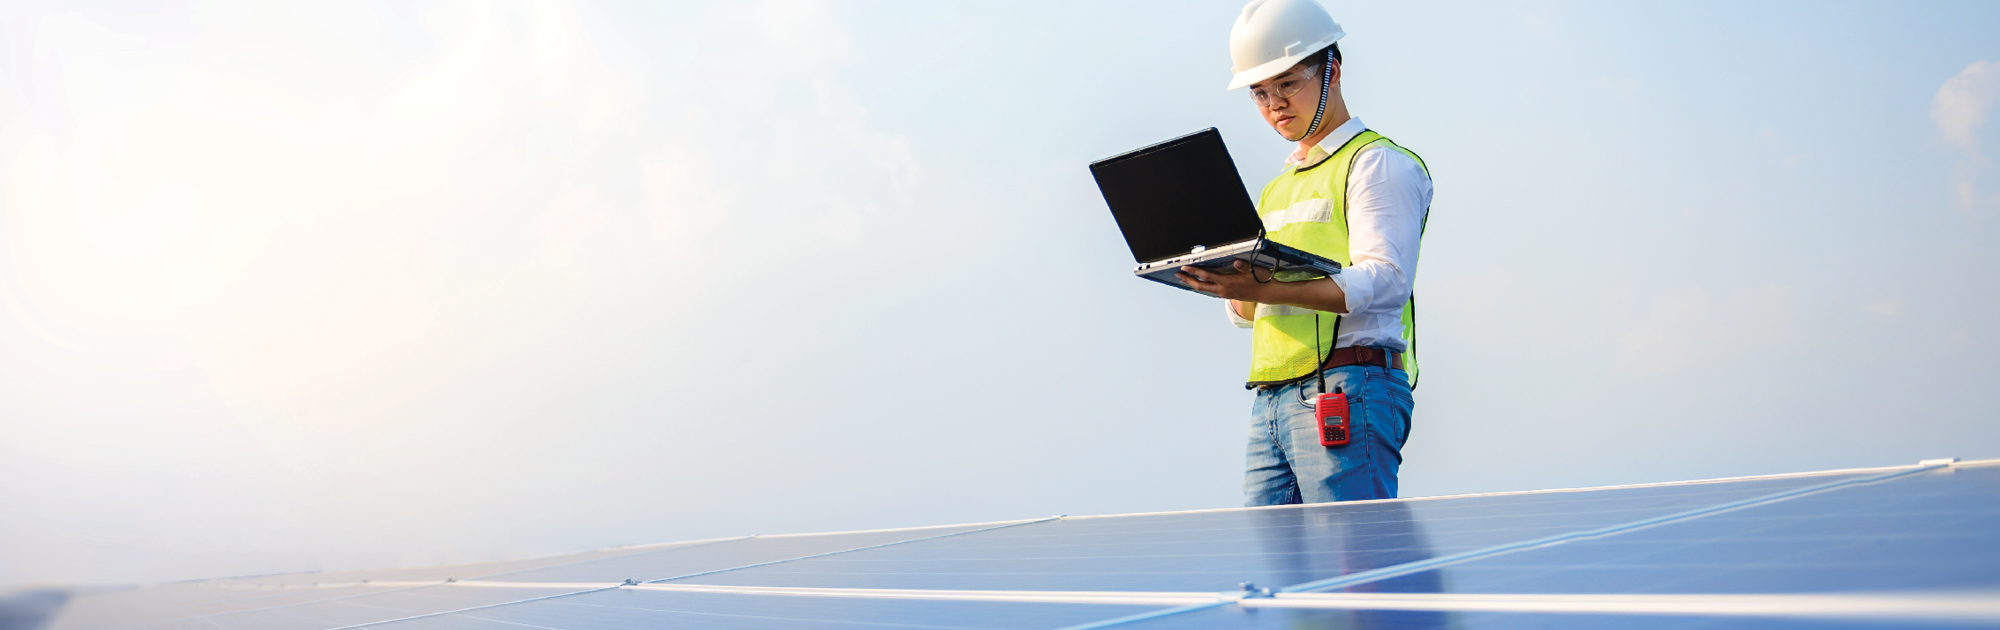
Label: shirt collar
xmin=1286 ymin=117 xmax=1368 ymax=168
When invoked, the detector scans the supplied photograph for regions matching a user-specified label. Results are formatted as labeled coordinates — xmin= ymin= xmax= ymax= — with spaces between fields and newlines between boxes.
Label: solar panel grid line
xmin=317 ymin=586 xmax=618 ymax=630
xmin=1272 ymin=460 xmax=1951 ymax=595
xmin=53 ymin=460 xmax=1991 ymax=629
xmin=640 ymin=516 xmax=1062 ymax=585
xmin=623 ymin=583 xmax=1224 ymax=606
xmin=131 ymin=584 xmax=391 ymax=619
xmin=1047 ymin=461 xmax=1957 ymax=630
xmin=171 ymin=581 xmax=508 ymax=591
xmin=1404 ymin=462 xmax=2000 ymax=597
xmin=745 ymin=516 xmax=1069 ymax=539
xmin=670 ymin=475 xmax=1874 ymax=596
xmin=459 ymin=537 xmax=750 ymax=582
xmin=353 ymin=588 xmax=1176 ymax=630
xmin=125 ymin=552 xmax=689 ymax=628
xmin=336 ymin=581 xmax=1997 ymax=625
xmin=1055 ymin=602 xmax=1233 ymax=630
xmin=424 ymin=582 xmax=626 ymax=590
xmin=280 ymin=517 xmax=1065 ymax=630
xmin=1248 ymin=590 xmax=2000 ymax=621
xmin=105 ymin=578 xmax=2000 ymax=622
xmin=1050 ymin=462 xmax=1928 ymax=522
xmin=163 ymin=584 xmax=439 ymax=626
xmin=440 ymin=593 xmax=1161 ymax=630
xmin=437 ymin=616 xmax=562 ymax=630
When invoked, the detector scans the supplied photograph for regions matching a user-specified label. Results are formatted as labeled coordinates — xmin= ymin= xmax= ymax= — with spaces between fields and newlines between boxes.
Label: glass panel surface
xmin=1356 ymin=463 xmax=2000 ymax=595
xmin=486 ymin=524 xmax=1005 ymax=584
xmin=48 ymin=584 xmax=402 ymax=630
xmin=1122 ymin=604 xmax=1981 ymax=630
xmin=368 ymin=588 xmax=1165 ymax=630
xmin=53 ymin=585 xmax=587 ymax=630
xmin=46 ymin=543 xmax=706 ymax=629
xmin=172 ymin=540 xmax=717 ymax=587
xmin=676 ymin=473 xmax=1868 ymax=592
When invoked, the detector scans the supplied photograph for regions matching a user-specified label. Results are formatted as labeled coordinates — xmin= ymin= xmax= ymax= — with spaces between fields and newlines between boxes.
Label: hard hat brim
xmin=1226 ymin=32 xmax=1341 ymax=91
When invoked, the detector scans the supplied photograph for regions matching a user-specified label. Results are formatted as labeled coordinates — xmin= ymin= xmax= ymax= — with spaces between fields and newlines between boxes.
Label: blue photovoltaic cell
xmin=365 ymin=588 xmax=1166 ymax=630
xmin=1118 ymin=604 xmax=1992 ymax=630
xmin=1323 ymin=463 xmax=2000 ymax=596
xmin=672 ymin=473 xmax=1872 ymax=593
xmin=484 ymin=523 xmax=1010 ymax=584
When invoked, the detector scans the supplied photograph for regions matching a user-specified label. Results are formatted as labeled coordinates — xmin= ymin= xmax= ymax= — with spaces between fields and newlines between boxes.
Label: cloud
xmin=0 ymin=0 xmax=928 ymax=585
xmin=1932 ymin=60 xmax=2000 ymax=219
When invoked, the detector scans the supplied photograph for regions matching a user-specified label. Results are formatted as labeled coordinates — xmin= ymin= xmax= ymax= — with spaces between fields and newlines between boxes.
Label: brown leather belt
xmin=1327 ymin=345 xmax=1404 ymax=371
xmin=1258 ymin=346 xmax=1403 ymax=390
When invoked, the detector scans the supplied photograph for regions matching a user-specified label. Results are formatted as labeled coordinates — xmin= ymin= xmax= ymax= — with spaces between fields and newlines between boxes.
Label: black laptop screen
xmin=1090 ymin=128 xmax=1264 ymax=264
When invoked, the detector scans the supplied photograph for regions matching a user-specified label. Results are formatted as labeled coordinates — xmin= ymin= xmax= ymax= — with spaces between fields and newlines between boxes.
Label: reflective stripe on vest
xmin=1247 ymin=129 xmax=1429 ymax=387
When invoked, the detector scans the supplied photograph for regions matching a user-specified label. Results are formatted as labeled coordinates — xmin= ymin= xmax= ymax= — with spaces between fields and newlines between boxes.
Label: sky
xmin=1 ymin=0 xmax=1997 ymax=588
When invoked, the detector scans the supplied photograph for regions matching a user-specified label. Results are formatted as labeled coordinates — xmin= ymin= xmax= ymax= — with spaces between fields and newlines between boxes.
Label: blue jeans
xmin=1243 ymin=361 xmax=1414 ymax=506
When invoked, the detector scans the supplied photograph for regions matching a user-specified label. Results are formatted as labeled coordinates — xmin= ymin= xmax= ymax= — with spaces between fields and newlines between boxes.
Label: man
xmin=1177 ymin=0 xmax=1433 ymax=506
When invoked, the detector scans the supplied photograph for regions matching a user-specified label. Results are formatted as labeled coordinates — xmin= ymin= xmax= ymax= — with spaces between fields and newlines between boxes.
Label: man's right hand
xmin=1179 ymin=260 xmax=1269 ymax=302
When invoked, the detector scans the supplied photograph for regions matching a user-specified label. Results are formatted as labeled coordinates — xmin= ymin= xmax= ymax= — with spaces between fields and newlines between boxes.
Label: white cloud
xmin=0 ymin=0 xmax=928 ymax=585
xmin=1933 ymin=60 xmax=2000 ymax=219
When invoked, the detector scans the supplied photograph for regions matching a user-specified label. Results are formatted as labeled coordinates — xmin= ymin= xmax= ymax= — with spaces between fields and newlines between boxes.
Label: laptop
xmin=1090 ymin=128 xmax=1341 ymax=297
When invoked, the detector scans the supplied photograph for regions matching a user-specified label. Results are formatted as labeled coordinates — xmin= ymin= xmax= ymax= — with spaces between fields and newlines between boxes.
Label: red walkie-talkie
xmin=1315 ymin=387 xmax=1350 ymax=447
xmin=1309 ymin=314 xmax=1351 ymax=447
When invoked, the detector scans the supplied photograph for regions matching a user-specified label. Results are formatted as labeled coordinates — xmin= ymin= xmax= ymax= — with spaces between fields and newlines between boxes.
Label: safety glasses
xmin=1248 ymin=66 xmax=1321 ymax=108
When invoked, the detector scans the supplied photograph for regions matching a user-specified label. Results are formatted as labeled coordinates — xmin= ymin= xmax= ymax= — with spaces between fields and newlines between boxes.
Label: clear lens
xmin=1249 ymin=67 xmax=1319 ymax=107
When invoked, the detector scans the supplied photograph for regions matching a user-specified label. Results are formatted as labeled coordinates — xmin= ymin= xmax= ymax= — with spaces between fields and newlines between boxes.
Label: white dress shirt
xmin=1227 ymin=118 xmax=1432 ymax=353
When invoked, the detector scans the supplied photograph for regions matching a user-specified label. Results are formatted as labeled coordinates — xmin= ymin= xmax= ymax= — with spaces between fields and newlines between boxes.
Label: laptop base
xmin=1134 ymin=239 xmax=1342 ymax=297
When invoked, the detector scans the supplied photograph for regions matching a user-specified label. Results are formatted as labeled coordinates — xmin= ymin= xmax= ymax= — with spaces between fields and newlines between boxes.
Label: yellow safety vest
xmin=1247 ymin=129 xmax=1429 ymax=387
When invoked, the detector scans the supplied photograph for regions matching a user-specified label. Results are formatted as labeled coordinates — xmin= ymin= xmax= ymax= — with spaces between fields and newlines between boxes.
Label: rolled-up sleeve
xmin=1226 ymin=301 xmax=1255 ymax=328
xmin=1329 ymin=147 xmax=1430 ymax=316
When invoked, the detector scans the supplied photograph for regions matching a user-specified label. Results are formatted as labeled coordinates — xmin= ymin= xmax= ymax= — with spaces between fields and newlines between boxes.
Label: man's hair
xmin=1303 ymin=43 xmax=1342 ymax=75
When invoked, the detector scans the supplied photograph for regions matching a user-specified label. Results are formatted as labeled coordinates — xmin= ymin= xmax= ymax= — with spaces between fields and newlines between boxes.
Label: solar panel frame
xmin=41 ymin=461 xmax=1996 ymax=630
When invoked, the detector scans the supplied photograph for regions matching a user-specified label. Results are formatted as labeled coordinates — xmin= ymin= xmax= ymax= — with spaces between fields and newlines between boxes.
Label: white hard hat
xmin=1226 ymin=0 xmax=1345 ymax=91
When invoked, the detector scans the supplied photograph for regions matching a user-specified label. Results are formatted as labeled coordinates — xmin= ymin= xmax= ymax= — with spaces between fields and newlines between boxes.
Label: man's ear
xmin=1325 ymin=59 xmax=1343 ymax=88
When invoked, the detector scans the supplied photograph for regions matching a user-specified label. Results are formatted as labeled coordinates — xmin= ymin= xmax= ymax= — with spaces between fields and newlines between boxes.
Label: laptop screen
xmin=1090 ymin=128 xmax=1264 ymax=264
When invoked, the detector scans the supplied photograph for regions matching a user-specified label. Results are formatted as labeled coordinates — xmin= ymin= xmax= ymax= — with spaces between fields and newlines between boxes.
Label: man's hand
xmin=1178 ymin=260 xmax=1272 ymax=301
xmin=1179 ymin=260 xmax=1350 ymax=314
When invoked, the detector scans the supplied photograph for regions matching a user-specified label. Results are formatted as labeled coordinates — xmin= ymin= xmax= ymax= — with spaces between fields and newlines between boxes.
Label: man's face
xmin=1249 ymin=64 xmax=1323 ymax=141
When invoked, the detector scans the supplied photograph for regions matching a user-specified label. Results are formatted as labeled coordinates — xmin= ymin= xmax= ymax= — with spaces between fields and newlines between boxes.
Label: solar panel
xmin=1109 ymin=604 xmax=1984 ymax=630
xmin=669 ymin=471 xmax=1876 ymax=593
xmin=359 ymin=588 xmax=1167 ymax=630
xmin=38 ymin=461 xmax=1999 ymax=630
xmin=1308 ymin=462 xmax=2000 ymax=596
xmin=40 ymin=584 xmax=414 ymax=630
xmin=39 ymin=541 xmax=732 ymax=630
xmin=110 ymin=585 xmax=589 ymax=630
xmin=481 ymin=521 xmax=1033 ymax=584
